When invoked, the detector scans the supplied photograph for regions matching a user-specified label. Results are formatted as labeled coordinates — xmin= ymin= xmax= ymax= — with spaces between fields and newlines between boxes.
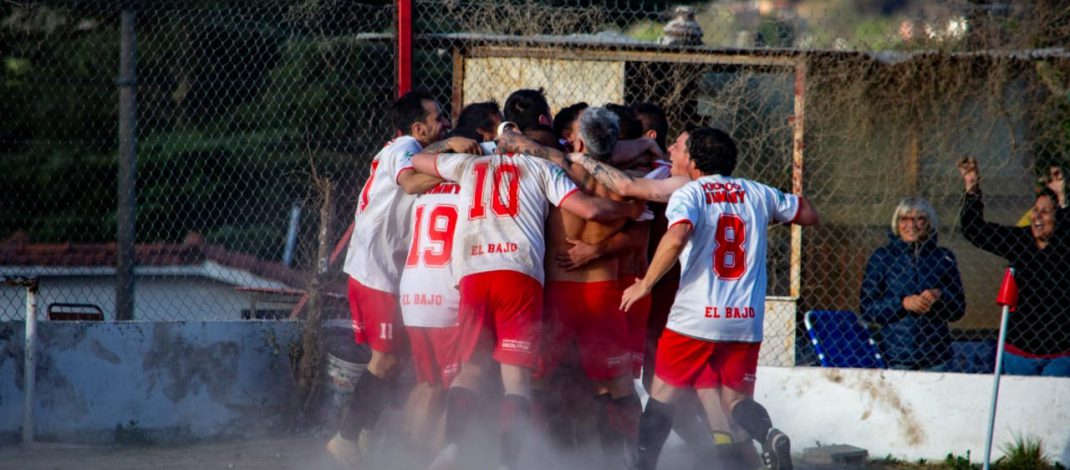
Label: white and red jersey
xmin=664 ymin=175 xmax=800 ymax=342
xmin=342 ymin=136 xmax=422 ymax=294
xmin=431 ymin=152 xmax=579 ymax=284
xmin=399 ymin=182 xmax=462 ymax=328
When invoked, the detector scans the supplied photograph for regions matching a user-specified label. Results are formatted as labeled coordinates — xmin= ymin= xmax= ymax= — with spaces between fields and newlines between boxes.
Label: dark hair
xmin=453 ymin=101 xmax=501 ymax=142
xmin=392 ymin=90 xmax=436 ymax=134
xmin=523 ymin=124 xmax=564 ymax=151
xmin=446 ymin=127 xmax=481 ymax=141
xmin=552 ymin=102 xmax=588 ymax=138
xmin=633 ymin=102 xmax=668 ymax=151
xmin=504 ymin=88 xmax=551 ymax=131
xmin=606 ymin=103 xmax=643 ymax=140
xmin=1037 ymin=187 xmax=1059 ymax=205
xmin=687 ymin=127 xmax=738 ymax=177
xmin=578 ymin=107 xmax=620 ymax=160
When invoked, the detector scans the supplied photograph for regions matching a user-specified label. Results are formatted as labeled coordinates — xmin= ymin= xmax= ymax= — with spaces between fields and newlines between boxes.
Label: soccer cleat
xmin=427 ymin=443 xmax=458 ymax=470
xmin=761 ymin=428 xmax=792 ymax=470
xmin=326 ymin=432 xmax=364 ymax=468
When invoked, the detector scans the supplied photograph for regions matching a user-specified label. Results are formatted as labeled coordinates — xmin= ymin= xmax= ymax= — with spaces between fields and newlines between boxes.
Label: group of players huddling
xmin=326 ymin=88 xmax=820 ymax=470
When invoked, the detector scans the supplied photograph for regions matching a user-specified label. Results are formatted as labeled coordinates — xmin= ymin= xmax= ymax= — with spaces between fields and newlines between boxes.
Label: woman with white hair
xmin=860 ymin=197 xmax=966 ymax=370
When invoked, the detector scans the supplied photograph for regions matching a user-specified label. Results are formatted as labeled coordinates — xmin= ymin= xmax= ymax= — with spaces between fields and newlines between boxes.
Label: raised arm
xmin=621 ymin=222 xmax=691 ymax=311
xmin=558 ymin=191 xmax=642 ymax=224
xmin=957 ymin=157 xmax=1028 ymax=259
xmin=570 ymin=152 xmax=688 ymax=202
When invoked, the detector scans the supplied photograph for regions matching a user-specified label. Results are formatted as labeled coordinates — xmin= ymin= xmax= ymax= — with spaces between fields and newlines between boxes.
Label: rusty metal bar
xmin=466 ymin=45 xmax=798 ymax=68
xmin=451 ymin=47 xmax=465 ymax=116
xmin=790 ymin=57 xmax=807 ymax=300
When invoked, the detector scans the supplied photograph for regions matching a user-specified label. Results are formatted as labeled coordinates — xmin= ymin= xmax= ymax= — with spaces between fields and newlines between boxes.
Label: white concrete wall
xmin=0 ymin=321 xmax=302 ymax=444
xmin=0 ymin=277 xmax=265 ymax=321
xmin=2 ymin=319 xmax=1067 ymax=464
xmin=463 ymin=57 xmax=625 ymax=113
xmin=755 ymin=366 xmax=1070 ymax=465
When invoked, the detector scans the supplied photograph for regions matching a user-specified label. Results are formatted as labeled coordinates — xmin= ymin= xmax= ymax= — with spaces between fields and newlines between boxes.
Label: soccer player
xmin=503 ymin=88 xmax=553 ymax=131
xmin=535 ymin=107 xmax=640 ymax=465
xmin=619 ymin=128 xmax=819 ymax=470
xmin=410 ymin=131 xmax=641 ymax=470
xmin=397 ymin=177 xmax=464 ymax=457
xmin=327 ymin=90 xmax=479 ymax=466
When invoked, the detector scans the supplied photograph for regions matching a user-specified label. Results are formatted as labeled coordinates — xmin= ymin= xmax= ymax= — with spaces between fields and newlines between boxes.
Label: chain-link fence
xmin=2 ymin=0 xmax=1069 ymax=373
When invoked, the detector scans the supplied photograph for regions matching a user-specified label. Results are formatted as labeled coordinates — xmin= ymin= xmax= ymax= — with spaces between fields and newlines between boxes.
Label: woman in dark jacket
xmin=860 ymin=197 xmax=966 ymax=370
xmin=958 ymin=157 xmax=1070 ymax=376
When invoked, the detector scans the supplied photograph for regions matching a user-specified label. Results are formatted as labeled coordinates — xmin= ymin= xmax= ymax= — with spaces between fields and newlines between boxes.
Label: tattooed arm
xmin=570 ymin=152 xmax=688 ymax=202
xmin=421 ymin=136 xmax=481 ymax=155
xmin=495 ymin=129 xmax=569 ymax=166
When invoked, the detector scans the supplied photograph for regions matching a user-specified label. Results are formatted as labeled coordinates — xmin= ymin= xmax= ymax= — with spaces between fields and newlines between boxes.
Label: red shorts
xmin=457 ymin=271 xmax=543 ymax=369
xmin=348 ymin=277 xmax=406 ymax=353
xmin=620 ymin=275 xmax=652 ymax=378
xmin=407 ymin=326 xmax=461 ymax=387
xmin=654 ymin=329 xmax=761 ymax=395
xmin=537 ymin=280 xmax=631 ymax=381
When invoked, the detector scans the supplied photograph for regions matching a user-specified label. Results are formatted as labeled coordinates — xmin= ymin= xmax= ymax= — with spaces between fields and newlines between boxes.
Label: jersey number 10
xmin=469 ymin=162 xmax=520 ymax=219
xmin=713 ymin=214 xmax=746 ymax=280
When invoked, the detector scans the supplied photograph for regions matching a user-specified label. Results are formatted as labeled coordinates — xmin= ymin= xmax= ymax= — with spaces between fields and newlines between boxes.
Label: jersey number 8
xmin=713 ymin=214 xmax=746 ymax=280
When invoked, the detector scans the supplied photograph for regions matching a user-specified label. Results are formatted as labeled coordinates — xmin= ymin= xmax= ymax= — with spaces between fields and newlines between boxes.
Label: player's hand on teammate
xmin=446 ymin=136 xmax=482 ymax=155
xmin=620 ymin=277 xmax=652 ymax=312
xmin=555 ymin=237 xmax=600 ymax=271
xmin=628 ymin=199 xmax=647 ymax=220
xmin=903 ymin=288 xmax=941 ymax=314
xmin=957 ymin=156 xmax=980 ymax=194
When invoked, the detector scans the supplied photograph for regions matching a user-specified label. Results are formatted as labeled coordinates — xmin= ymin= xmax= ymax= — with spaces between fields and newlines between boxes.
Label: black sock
xmin=731 ymin=398 xmax=773 ymax=443
xmin=444 ymin=386 xmax=479 ymax=443
xmin=339 ymin=372 xmax=391 ymax=441
xmin=594 ymin=394 xmax=619 ymax=459
xmin=609 ymin=394 xmax=642 ymax=453
xmin=636 ymin=398 xmax=675 ymax=470
xmin=500 ymin=394 xmax=532 ymax=466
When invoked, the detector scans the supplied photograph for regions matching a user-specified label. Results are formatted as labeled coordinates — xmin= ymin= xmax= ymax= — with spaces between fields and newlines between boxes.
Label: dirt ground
xmin=0 ymin=437 xmax=334 ymax=470
xmin=0 ymin=435 xmax=709 ymax=470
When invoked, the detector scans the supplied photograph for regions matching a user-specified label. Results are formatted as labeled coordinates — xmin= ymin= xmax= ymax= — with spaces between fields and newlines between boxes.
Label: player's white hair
xmin=891 ymin=196 xmax=938 ymax=238
xmin=578 ymin=106 xmax=620 ymax=160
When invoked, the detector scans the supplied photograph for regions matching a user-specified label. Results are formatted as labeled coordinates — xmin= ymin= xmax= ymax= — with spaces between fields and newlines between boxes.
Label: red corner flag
xmin=995 ymin=267 xmax=1018 ymax=312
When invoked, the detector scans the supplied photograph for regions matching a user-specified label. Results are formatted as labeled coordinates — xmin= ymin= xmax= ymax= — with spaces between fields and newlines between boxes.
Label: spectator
xmin=860 ymin=197 xmax=966 ymax=371
xmin=1016 ymin=164 xmax=1068 ymax=226
xmin=958 ymin=157 xmax=1070 ymax=377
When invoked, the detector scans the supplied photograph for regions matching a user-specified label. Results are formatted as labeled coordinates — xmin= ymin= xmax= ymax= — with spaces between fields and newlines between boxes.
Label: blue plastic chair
xmin=804 ymin=310 xmax=886 ymax=368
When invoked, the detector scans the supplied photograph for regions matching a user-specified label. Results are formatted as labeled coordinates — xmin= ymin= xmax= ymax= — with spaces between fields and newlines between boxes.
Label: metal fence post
xmin=397 ymin=0 xmax=412 ymax=96
xmin=116 ymin=2 xmax=138 ymax=321
xmin=21 ymin=277 xmax=39 ymax=448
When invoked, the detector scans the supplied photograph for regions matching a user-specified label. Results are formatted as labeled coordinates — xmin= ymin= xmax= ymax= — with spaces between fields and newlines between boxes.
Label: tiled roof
xmin=0 ymin=231 xmax=306 ymax=287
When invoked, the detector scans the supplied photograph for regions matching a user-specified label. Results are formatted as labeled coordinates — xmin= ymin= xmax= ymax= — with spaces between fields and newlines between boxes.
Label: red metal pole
xmin=397 ymin=0 xmax=413 ymax=96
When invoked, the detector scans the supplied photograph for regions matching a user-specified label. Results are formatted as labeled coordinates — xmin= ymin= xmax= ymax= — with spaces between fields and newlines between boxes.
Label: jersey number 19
xmin=406 ymin=205 xmax=458 ymax=267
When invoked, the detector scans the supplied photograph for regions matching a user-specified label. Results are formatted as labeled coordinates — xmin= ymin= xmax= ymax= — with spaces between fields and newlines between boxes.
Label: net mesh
xmin=2 ymin=0 xmax=1069 ymax=371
